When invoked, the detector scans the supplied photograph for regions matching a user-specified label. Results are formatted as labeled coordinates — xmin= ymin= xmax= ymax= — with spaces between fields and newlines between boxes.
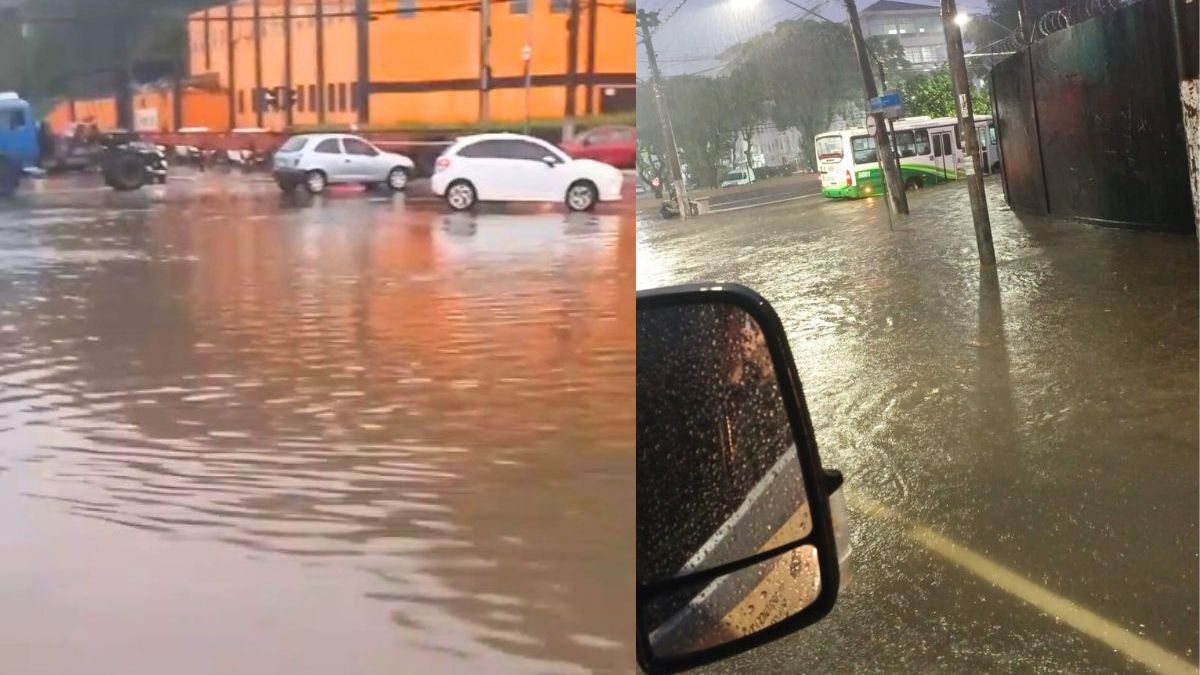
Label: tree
xmin=723 ymin=67 xmax=765 ymax=170
xmin=664 ymin=75 xmax=735 ymax=188
xmin=900 ymin=68 xmax=991 ymax=117
xmin=635 ymin=81 xmax=669 ymax=198
xmin=724 ymin=20 xmax=865 ymax=171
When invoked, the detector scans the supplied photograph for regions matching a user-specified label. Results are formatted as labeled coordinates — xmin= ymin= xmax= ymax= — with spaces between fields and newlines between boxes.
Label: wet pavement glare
xmin=638 ymin=180 xmax=1198 ymax=673
xmin=0 ymin=177 xmax=634 ymax=674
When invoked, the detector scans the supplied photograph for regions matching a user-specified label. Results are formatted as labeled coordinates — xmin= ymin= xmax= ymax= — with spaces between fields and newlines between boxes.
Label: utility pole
xmin=563 ymin=0 xmax=581 ymax=141
xmin=843 ymin=0 xmax=908 ymax=214
xmin=480 ymin=0 xmax=491 ymax=125
xmin=316 ymin=0 xmax=326 ymax=124
xmin=284 ymin=0 xmax=293 ymax=128
xmin=253 ymin=0 xmax=263 ymax=128
xmin=872 ymin=56 xmax=904 ymax=190
xmin=637 ymin=10 xmax=690 ymax=219
xmin=1015 ymin=0 xmax=1034 ymax=45
xmin=942 ymin=0 xmax=995 ymax=265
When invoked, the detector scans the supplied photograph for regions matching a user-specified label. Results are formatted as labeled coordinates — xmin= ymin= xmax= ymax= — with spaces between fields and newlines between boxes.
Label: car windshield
xmin=278 ymin=136 xmax=308 ymax=153
xmin=724 ymin=171 xmax=744 ymax=181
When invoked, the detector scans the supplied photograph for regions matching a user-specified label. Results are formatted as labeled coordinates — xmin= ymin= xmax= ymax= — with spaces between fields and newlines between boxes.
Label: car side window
xmin=314 ymin=138 xmax=342 ymax=154
xmin=343 ymin=138 xmax=378 ymax=156
xmin=514 ymin=140 xmax=556 ymax=162
xmin=459 ymin=140 xmax=504 ymax=158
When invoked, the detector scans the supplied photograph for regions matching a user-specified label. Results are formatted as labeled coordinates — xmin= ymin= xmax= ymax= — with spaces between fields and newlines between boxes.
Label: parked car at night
xmin=431 ymin=133 xmax=623 ymax=212
xmin=272 ymin=133 xmax=415 ymax=194
xmin=559 ymin=124 xmax=635 ymax=169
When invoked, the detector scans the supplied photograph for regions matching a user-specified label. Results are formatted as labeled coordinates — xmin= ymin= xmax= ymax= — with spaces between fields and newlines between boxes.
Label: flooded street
xmin=638 ymin=180 xmax=1198 ymax=673
xmin=0 ymin=176 xmax=634 ymax=673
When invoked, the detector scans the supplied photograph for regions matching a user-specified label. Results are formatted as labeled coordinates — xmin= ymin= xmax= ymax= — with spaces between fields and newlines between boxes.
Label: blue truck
xmin=0 ymin=92 xmax=41 ymax=197
xmin=0 ymin=91 xmax=169 ymax=196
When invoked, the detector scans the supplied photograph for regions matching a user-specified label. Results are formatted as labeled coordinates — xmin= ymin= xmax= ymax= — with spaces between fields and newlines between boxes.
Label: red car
xmin=560 ymin=125 xmax=635 ymax=169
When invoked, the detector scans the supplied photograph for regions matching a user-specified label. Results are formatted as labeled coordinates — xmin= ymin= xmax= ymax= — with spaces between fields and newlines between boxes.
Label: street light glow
xmin=953 ymin=12 xmax=971 ymax=26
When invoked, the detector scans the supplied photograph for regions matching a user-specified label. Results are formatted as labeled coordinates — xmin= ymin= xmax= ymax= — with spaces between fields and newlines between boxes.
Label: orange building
xmin=181 ymin=0 xmax=636 ymax=131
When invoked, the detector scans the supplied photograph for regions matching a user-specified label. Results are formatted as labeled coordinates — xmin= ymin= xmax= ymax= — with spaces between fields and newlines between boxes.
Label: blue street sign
xmin=868 ymin=91 xmax=903 ymax=118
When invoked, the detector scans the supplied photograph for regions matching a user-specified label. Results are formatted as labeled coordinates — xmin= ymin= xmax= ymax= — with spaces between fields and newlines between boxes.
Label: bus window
xmin=989 ymin=124 xmax=997 ymax=146
xmin=977 ymin=126 xmax=987 ymax=149
xmin=953 ymin=125 xmax=961 ymax=149
xmin=851 ymin=136 xmax=876 ymax=164
xmin=894 ymin=130 xmax=916 ymax=158
xmin=815 ymin=135 xmax=844 ymax=161
xmin=932 ymin=134 xmax=943 ymax=157
xmin=913 ymin=129 xmax=931 ymax=155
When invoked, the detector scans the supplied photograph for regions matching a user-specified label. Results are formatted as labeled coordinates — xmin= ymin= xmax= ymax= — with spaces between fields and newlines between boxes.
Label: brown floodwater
xmin=0 ymin=184 xmax=634 ymax=674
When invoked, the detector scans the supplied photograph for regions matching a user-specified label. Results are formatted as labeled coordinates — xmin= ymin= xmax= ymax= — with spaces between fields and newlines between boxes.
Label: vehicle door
xmin=342 ymin=136 xmax=385 ymax=181
xmin=582 ymin=128 xmax=613 ymax=164
xmin=507 ymin=139 xmax=569 ymax=201
xmin=456 ymin=139 xmax=519 ymax=201
xmin=310 ymin=137 xmax=347 ymax=182
xmin=975 ymin=124 xmax=990 ymax=174
xmin=930 ymin=129 xmax=954 ymax=181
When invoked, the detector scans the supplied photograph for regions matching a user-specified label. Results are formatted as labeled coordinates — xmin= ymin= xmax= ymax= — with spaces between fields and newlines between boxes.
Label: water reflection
xmin=0 ymin=193 xmax=634 ymax=672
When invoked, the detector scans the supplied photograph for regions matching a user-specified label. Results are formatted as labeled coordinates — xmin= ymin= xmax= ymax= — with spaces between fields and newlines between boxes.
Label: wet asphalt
xmin=0 ymin=172 xmax=635 ymax=674
xmin=637 ymin=178 xmax=1199 ymax=673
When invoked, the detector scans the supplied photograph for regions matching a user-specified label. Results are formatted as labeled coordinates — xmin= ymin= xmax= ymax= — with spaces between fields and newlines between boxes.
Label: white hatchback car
xmin=273 ymin=133 xmax=415 ymax=194
xmin=430 ymin=133 xmax=623 ymax=212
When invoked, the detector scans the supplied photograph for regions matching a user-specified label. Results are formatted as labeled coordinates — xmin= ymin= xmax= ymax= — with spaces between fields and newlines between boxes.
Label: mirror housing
xmin=636 ymin=283 xmax=843 ymax=674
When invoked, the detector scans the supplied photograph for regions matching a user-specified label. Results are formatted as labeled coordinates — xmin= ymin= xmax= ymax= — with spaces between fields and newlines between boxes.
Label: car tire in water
xmin=446 ymin=180 xmax=477 ymax=211
xmin=0 ymin=158 xmax=18 ymax=198
xmin=904 ymin=176 xmax=923 ymax=192
xmin=565 ymin=180 xmax=598 ymax=212
xmin=304 ymin=170 xmax=327 ymax=194
xmin=103 ymin=151 xmax=147 ymax=191
xmin=387 ymin=167 xmax=409 ymax=192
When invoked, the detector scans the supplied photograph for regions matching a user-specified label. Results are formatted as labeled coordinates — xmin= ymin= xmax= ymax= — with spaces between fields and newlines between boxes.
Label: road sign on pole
xmin=867 ymin=91 xmax=903 ymax=119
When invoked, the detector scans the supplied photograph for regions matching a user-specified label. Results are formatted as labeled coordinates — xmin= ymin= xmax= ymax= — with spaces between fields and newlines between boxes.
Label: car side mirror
xmin=542 ymin=155 xmax=559 ymax=167
xmin=636 ymin=283 xmax=846 ymax=674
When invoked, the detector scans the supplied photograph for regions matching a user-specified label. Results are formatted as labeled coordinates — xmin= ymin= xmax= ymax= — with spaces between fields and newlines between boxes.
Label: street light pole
xmin=943 ymin=0 xmax=996 ymax=265
xmin=637 ymin=9 xmax=691 ymax=219
xmin=563 ymin=0 xmax=581 ymax=142
xmin=844 ymin=0 xmax=908 ymax=214
xmin=479 ymin=0 xmax=490 ymax=125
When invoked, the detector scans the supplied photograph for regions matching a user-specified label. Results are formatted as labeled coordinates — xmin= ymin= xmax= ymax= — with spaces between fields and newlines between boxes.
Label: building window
xmin=551 ymin=0 xmax=569 ymax=13
xmin=350 ymin=82 xmax=358 ymax=112
xmin=307 ymin=84 xmax=317 ymax=112
xmin=327 ymin=83 xmax=336 ymax=111
xmin=338 ymin=83 xmax=347 ymax=112
xmin=510 ymin=0 xmax=528 ymax=14
xmin=297 ymin=86 xmax=306 ymax=112
xmin=398 ymin=0 xmax=416 ymax=18
xmin=238 ymin=89 xmax=245 ymax=113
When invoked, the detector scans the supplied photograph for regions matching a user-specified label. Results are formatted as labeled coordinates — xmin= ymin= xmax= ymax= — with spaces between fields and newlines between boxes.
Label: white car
xmin=720 ymin=167 xmax=756 ymax=188
xmin=430 ymin=133 xmax=623 ymax=212
xmin=272 ymin=133 xmax=415 ymax=194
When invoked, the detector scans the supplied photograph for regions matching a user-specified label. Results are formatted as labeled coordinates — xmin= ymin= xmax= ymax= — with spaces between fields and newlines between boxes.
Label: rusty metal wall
xmin=991 ymin=51 xmax=1049 ymax=215
xmin=992 ymin=0 xmax=1195 ymax=231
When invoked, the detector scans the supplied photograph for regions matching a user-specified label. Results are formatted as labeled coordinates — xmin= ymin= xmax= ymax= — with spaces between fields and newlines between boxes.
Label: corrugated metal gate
xmin=990 ymin=0 xmax=1198 ymax=231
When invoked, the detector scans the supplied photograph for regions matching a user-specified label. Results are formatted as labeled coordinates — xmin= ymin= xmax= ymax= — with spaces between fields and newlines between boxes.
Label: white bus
xmin=814 ymin=115 xmax=1001 ymax=199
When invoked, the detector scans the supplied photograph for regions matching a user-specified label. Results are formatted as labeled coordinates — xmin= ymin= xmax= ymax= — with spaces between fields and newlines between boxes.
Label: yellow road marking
xmin=849 ymin=490 xmax=1198 ymax=675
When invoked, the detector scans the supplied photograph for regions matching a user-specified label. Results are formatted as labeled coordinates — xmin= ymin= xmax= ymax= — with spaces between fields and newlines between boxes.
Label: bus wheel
xmin=904 ymin=176 xmax=923 ymax=192
xmin=0 ymin=158 xmax=18 ymax=197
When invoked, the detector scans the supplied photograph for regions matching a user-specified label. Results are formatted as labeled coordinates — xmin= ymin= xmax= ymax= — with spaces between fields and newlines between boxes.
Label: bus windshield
xmin=815 ymin=136 xmax=843 ymax=161
xmin=851 ymin=136 xmax=877 ymax=165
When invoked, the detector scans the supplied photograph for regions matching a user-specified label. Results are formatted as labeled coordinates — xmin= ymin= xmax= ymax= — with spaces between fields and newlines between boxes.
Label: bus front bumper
xmin=822 ymin=185 xmax=880 ymax=199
